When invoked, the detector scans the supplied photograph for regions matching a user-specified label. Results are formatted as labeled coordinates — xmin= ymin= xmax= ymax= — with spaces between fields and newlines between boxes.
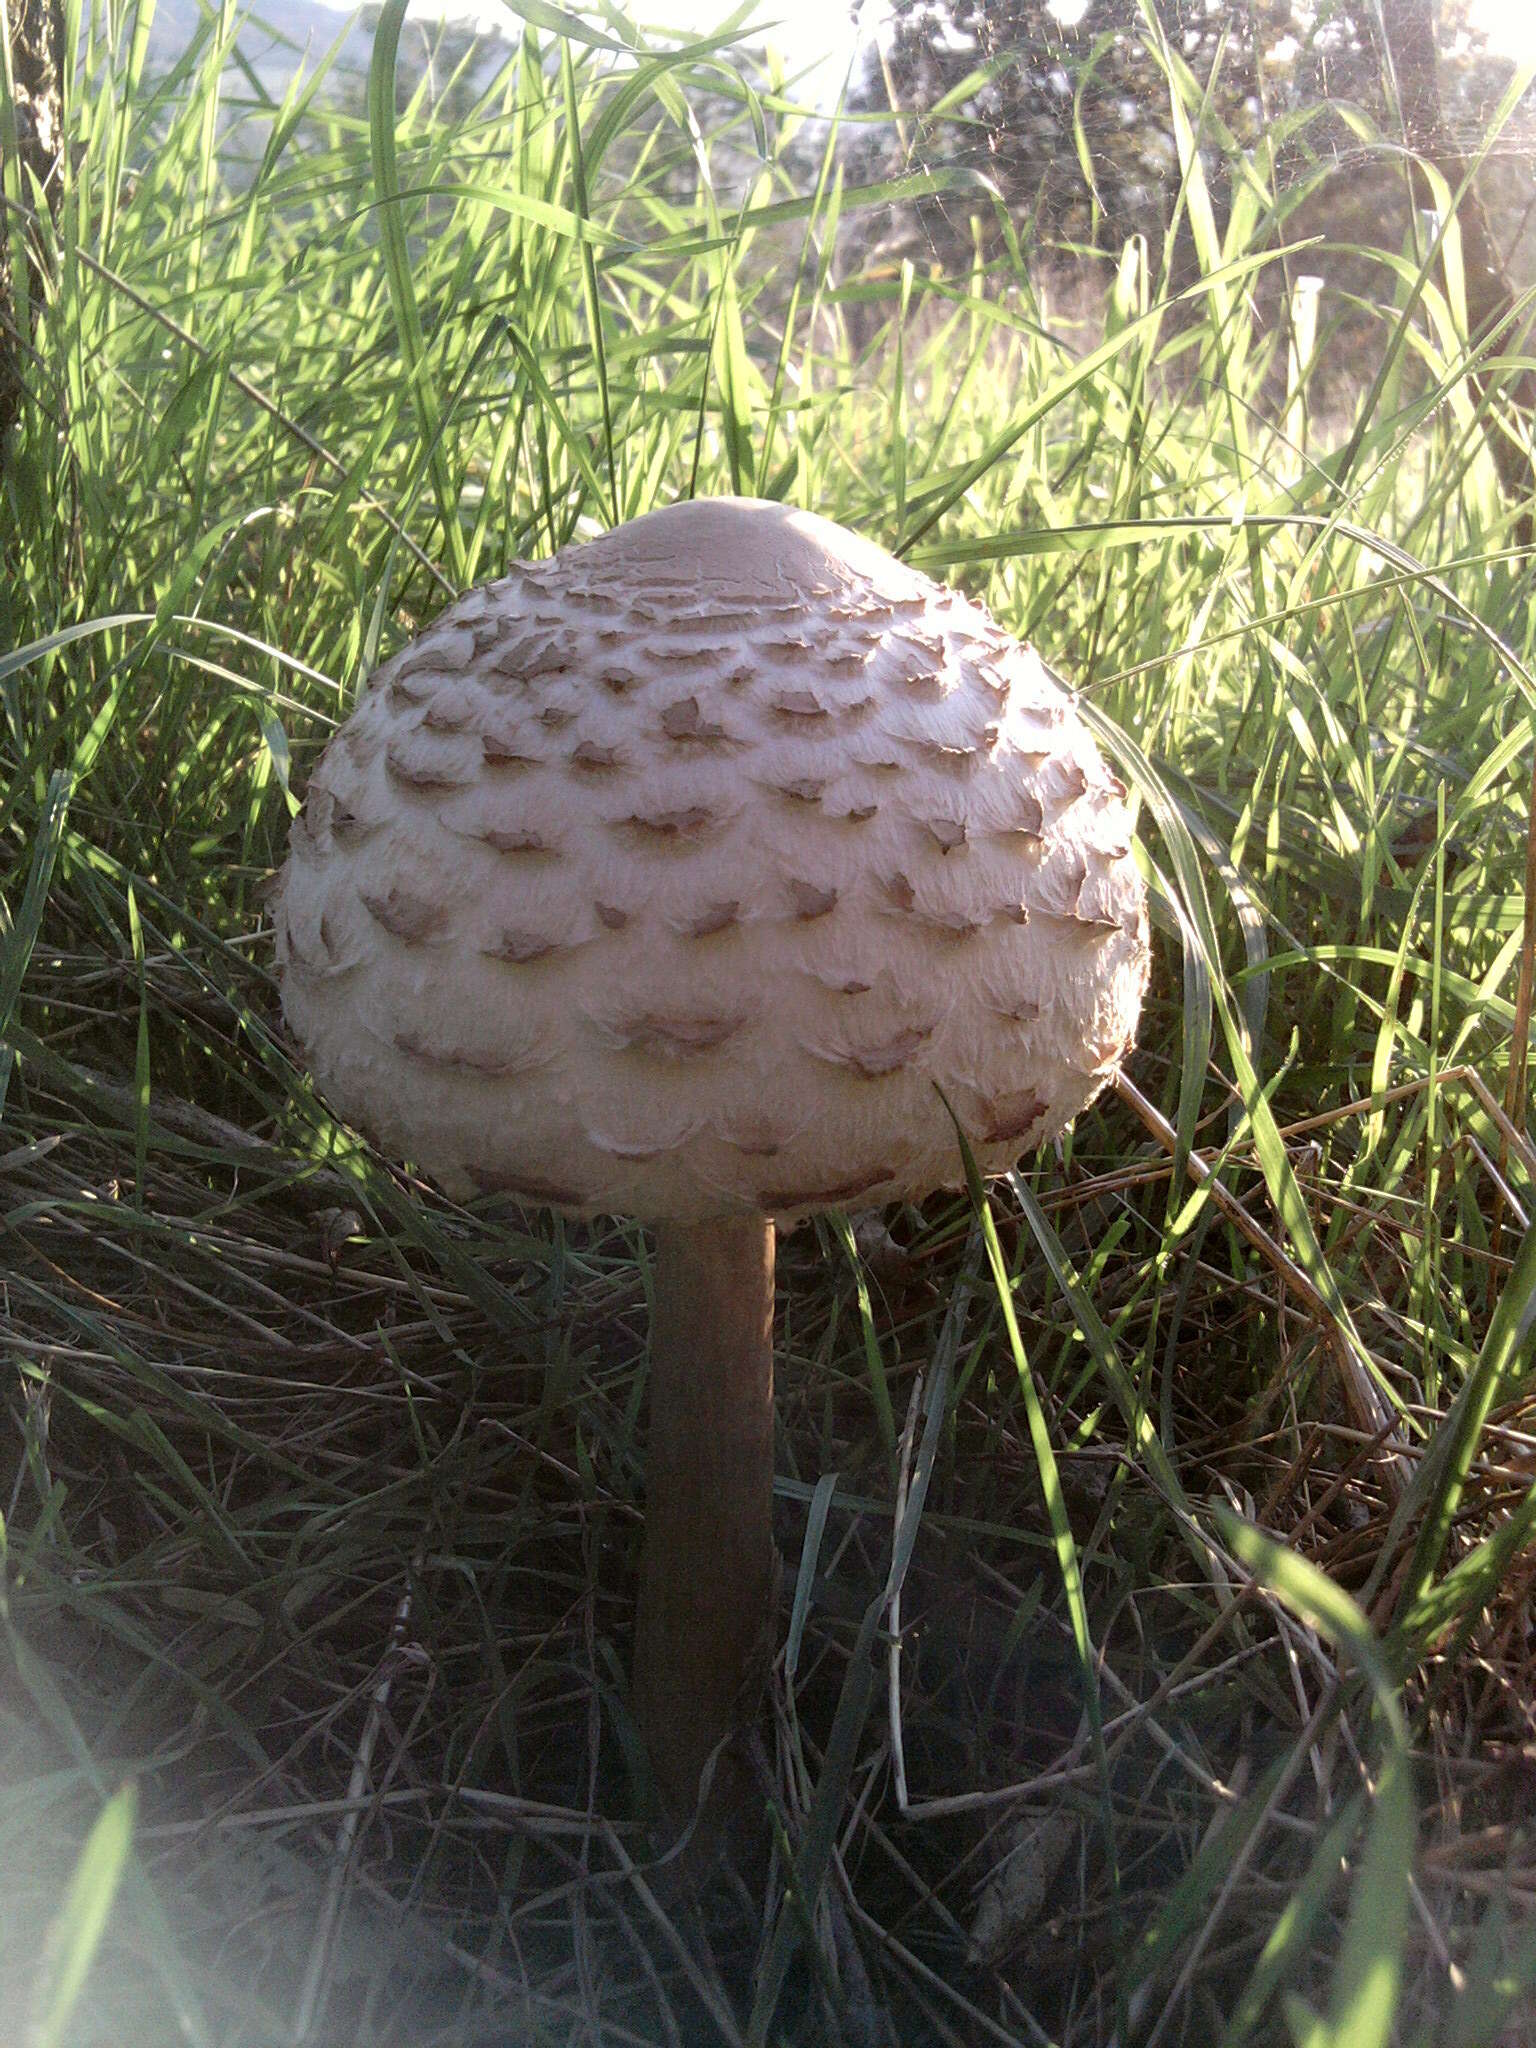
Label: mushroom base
xmin=633 ymin=1214 xmax=777 ymax=1827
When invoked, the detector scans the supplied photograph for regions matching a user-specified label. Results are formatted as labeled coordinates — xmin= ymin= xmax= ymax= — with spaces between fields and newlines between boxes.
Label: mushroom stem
xmin=634 ymin=1213 xmax=777 ymax=1823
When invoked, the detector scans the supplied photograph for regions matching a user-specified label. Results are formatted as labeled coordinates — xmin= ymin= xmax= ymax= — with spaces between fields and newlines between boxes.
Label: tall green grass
xmin=3 ymin=1 xmax=1536 ymax=2041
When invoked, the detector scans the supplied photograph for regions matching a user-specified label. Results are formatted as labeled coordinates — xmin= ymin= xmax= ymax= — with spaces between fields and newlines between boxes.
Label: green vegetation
xmin=2 ymin=1 xmax=1535 ymax=2041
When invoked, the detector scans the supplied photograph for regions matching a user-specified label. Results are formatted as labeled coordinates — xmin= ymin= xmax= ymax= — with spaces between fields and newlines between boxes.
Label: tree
xmin=853 ymin=0 xmax=1378 ymax=269
xmin=1375 ymin=0 xmax=1535 ymax=539
xmin=851 ymin=0 xmax=1532 ymax=294
xmin=0 ymin=0 xmax=65 ymax=436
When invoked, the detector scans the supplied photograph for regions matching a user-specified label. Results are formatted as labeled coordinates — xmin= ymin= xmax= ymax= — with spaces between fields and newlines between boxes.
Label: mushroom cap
xmin=274 ymin=498 xmax=1149 ymax=1223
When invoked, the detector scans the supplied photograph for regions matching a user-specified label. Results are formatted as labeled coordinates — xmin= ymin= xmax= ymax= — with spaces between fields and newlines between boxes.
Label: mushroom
xmin=272 ymin=497 xmax=1149 ymax=1822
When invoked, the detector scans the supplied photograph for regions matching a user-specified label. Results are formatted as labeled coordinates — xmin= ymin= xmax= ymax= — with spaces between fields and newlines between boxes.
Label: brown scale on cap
xmin=615 ymin=1012 xmax=747 ymax=1057
xmin=979 ymin=1090 xmax=1049 ymax=1146
xmin=1001 ymin=791 xmax=1046 ymax=839
xmin=643 ymin=641 xmax=741 ymax=671
xmin=394 ymin=1028 xmax=543 ymax=1079
xmin=660 ymin=697 xmax=712 ymax=741
xmin=685 ymin=900 xmax=741 ymax=938
xmin=910 ymin=736 xmax=987 ymax=770
xmin=359 ymin=886 xmax=447 ymax=944
xmin=489 ymin=636 xmax=550 ymax=676
xmin=915 ymin=908 xmax=986 ymax=942
xmin=523 ymin=646 xmax=574 ymax=681
xmin=385 ymin=742 xmax=475 ymax=793
xmin=479 ymin=725 xmax=540 ymax=766
xmin=282 ymin=923 xmax=360 ymax=981
xmin=481 ymin=929 xmax=562 ymax=964
xmin=621 ymin=804 xmax=721 ymax=843
xmin=425 ymin=693 xmax=478 ymax=732
xmin=476 ymin=826 xmax=557 ymax=856
xmin=812 ymin=1024 xmax=936 ymax=1080
xmin=570 ymin=740 xmax=626 ymax=772
xmin=773 ymin=690 xmax=829 ymax=721
xmin=787 ymin=880 xmax=838 ymax=921
xmin=770 ymin=776 xmax=825 ymax=805
xmin=1075 ymin=868 xmax=1133 ymax=930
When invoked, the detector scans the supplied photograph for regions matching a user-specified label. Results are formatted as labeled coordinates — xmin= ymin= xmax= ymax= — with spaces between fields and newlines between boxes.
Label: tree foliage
xmin=853 ymin=0 xmax=1532 ymax=276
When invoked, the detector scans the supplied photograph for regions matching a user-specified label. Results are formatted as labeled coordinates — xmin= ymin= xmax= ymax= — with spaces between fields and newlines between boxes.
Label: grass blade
xmin=28 ymin=1783 xmax=138 ymax=2048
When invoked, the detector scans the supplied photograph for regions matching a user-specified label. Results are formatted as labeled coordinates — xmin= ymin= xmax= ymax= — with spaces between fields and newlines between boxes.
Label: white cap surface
xmin=274 ymin=498 xmax=1149 ymax=1222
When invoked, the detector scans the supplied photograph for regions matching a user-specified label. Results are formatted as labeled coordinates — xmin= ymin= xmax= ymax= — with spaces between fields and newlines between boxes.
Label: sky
xmin=1463 ymin=0 xmax=1536 ymax=62
xmin=325 ymin=0 xmax=1536 ymax=73
xmin=362 ymin=0 xmax=883 ymax=91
